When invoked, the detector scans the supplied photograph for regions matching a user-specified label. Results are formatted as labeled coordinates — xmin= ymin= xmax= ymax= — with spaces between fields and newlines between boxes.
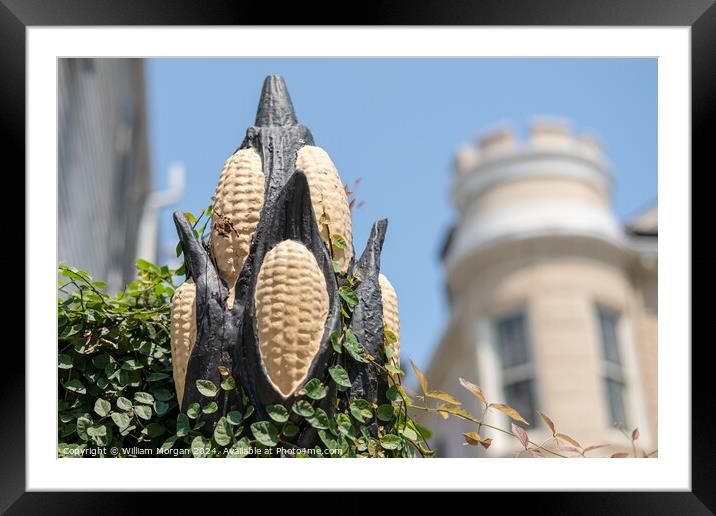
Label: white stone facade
xmin=424 ymin=120 xmax=657 ymax=458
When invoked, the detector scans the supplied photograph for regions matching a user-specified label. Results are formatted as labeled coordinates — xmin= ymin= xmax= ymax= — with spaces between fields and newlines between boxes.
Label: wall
xmin=428 ymin=235 xmax=656 ymax=457
xmin=58 ymin=59 xmax=151 ymax=291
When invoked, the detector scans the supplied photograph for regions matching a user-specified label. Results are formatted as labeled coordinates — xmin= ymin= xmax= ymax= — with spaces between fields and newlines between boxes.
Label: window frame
xmin=492 ymin=307 xmax=540 ymax=427
xmin=595 ymin=303 xmax=629 ymax=428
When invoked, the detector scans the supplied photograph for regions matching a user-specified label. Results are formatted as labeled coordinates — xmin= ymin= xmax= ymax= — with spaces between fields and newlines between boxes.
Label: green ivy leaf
xmin=303 ymin=378 xmax=327 ymax=400
xmin=196 ymin=380 xmax=218 ymax=398
xmin=306 ymin=408 xmax=331 ymax=430
xmin=266 ymin=404 xmax=289 ymax=423
xmin=154 ymin=400 xmax=170 ymax=416
xmin=385 ymin=363 xmax=404 ymax=376
xmin=376 ymin=404 xmax=395 ymax=422
xmin=335 ymin=413 xmax=355 ymax=438
xmin=58 ymin=354 xmax=73 ymax=369
xmin=330 ymin=331 xmax=342 ymax=354
xmin=399 ymin=426 xmax=418 ymax=441
xmin=328 ymin=365 xmax=351 ymax=388
xmin=413 ymin=422 xmax=432 ymax=440
xmin=338 ymin=286 xmax=359 ymax=311
xmin=220 ymin=376 xmax=236 ymax=391
xmin=227 ymin=411 xmax=243 ymax=425
xmin=64 ymin=379 xmax=86 ymax=394
xmin=94 ymin=398 xmax=111 ymax=417
xmin=344 ymin=330 xmax=369 ymax=364
xmin=92 ymin=354 xmax=111 ymax=369
xmin=95 ymin=426 xmax=113 ymax=447
xmin=111 ymin=412 xmax=130 ymax=430
xmin=243 ymin=405 xmax=255 ymax=420
xmin=121 ymin=359 xmax=143 ymax=371
xmin=292 ymin=400 xmax=315 ymax=418
xmin=187 ymin=403 xmax=201 ymax=419
xmin=141 ymin=423 xmax=165 ymax=438
xmin=176 ymin=413 xmax=190 ymax=437
xmin=76 ymin=416 xmax=91 ymax=441
xmin=213 ymin=417 xmax=233 ymax=446
xmin=153 ymin=388 xmax=173 ymax=402
xmin=317 ymin=430 xmax=340 ymax=450
xmin=349 ymin=399 xmax=373 ymax=423
xmin=191 ymin=435 xmax=212 ymax=458
xmin=134 ymin=392 xmax=154 ymax=405
xmin=228 ymin=437 xmax=251 ymax=458
xmin=380 ymin=434 xmax=403 ymax=450
xmin=88 ymin=424 xmax=108 ymax=446
xmin=116 ymin=397 xmax=132 ymax=410
xmin=202 ymin=402 xmax=218 ymax=414
xmin=331 ymin=233 xmax=348 ymax=250
xmin=282 ymin=422 xmax=299 ymax=438
xmin=160 ymin=435 xmax=177 ymax=451
xmin=384 ymin=329 xmax=398 ymax=344
xmin=136 ymin=258 xmax=153 ymax=271
xmin=386 ymin=386 xmax=401 ymax=402
xmin=251 ymin=421 xmax=278 ymax=447
xmin=135 ymin=405 xmax=152 ymax=420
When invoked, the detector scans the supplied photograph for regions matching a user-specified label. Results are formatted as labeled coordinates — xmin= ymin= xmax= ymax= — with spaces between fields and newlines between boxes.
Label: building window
xmin=596 ymin=305 xmax=628 ymax=426
xmin=495 ymin=311 xmax=538 ymax=425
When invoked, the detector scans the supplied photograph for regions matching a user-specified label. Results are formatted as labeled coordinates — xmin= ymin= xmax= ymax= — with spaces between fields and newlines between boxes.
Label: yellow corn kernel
xmin=255 ymin=240 xmax=329 ymax=397
xmin=379 ymin=274 xmax=400 ymax=383
xmin=295 ymin=146 xmax=353 ymax=273
xmin=170 ymin=279 xmax=197 ymax=406
xmin=211 ymin=147 xmax=265 ymax=308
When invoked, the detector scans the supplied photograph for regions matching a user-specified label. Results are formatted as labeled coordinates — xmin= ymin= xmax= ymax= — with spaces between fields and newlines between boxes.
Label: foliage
xmin=344 ymin=177 xmax=365 ymax=211
xmin=57 ymin=262 xmax=179 ymax=458
xmin=408 ymin=365 xmax=657 ymax=458
xmin=58 ymin=202 xmax=651 ymax=459
xmin=57 ymin=205 xmax=434 ymax=458
xmin=145 ymin=262 xmax=433 ymax=458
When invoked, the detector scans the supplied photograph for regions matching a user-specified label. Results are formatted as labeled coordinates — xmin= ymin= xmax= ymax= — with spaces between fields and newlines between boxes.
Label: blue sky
xmin=146 ymin=58 xmax=657 ymax=373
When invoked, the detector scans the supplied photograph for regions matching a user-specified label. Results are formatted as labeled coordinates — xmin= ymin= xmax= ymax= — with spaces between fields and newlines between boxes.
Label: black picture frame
xmin=3 ymin=0 xmax=709 ymax=512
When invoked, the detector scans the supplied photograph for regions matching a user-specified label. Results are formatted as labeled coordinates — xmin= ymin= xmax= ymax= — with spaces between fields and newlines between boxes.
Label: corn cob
xmin=211 ymin=147 xmax=265 ymax=308
xmin=254 ymin=240 xmax=329 ymax=397
xmin=170 ymin=279 xmax=197 ymax=406
xmin=379 ymin=274 xmax=400 ymax=383
xmin=295 ymin=145 xmax=353 ymax=273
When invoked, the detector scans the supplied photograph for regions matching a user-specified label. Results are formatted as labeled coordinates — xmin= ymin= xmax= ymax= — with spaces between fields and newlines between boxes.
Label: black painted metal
xmin=346 ymin=219 xmax=388 ymax=436
xmin=240 ymin=75 xmax=315 ymax=209
xmin=347 ymin=219 xmax=388 ymax=405
xmin=235 ymin=171 xmax=341 ymax=420
xmin=173 ymin=213 xmax=244 ymax=429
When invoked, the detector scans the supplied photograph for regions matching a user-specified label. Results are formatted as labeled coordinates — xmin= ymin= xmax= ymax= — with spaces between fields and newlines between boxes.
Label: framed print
xmin=3 ymin=0 xmax=710 ymax=512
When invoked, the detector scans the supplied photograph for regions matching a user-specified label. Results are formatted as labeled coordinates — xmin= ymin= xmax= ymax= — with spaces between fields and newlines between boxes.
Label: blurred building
xmin=425 ymin=120 xmax=657 ymax=457
xmin=58 ymin=59 xmax=151 ymax=291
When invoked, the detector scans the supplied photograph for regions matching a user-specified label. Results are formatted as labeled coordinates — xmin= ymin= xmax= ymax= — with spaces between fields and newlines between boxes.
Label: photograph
xmin=56 ymin=57 xmax=658 ymax=460
xmin=6 ymin=8 xmax=704 ymax=507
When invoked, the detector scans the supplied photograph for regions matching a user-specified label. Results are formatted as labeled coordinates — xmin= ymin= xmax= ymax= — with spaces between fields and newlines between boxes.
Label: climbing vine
xmin=58 ymin=205 xmax=652 ymax=459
